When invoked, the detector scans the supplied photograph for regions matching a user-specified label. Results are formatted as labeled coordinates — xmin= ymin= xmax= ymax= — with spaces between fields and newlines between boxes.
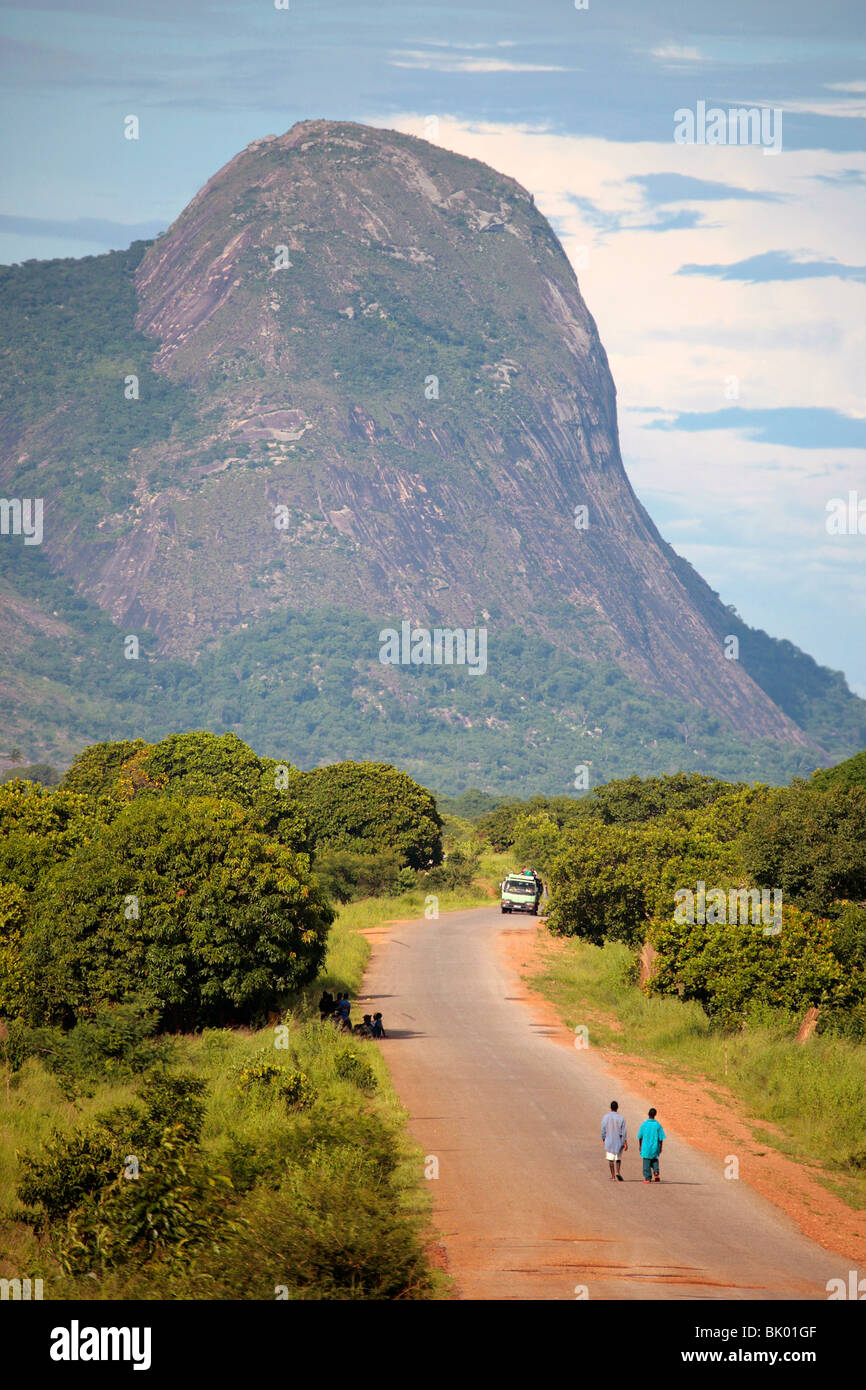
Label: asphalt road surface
xmin=362 ymin=904 xmax=848 ymax=1301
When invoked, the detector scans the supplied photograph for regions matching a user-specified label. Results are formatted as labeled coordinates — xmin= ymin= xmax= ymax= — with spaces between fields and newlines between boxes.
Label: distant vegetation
xmin=469 ymin=759 xmax=866 ymax=1038
xmin=0 ymin=763 xmax=59 ymax=787
xmin=0 ymin=245 xmax=196 ymax=535
xmin=0 ymin=551 xmax=855 ymax=792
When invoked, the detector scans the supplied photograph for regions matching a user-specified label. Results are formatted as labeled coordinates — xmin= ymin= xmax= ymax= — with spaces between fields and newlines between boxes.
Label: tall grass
xmin=0 ymin=885 xmax=470 ymax=1299
xmin=0 ymin=874 xmax=501 ymax=1298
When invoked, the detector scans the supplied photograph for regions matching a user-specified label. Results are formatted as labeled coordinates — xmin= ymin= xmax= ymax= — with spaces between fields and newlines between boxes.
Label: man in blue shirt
xmin=637 ymin=1107 xmax=666 ymax=1183
xmin=601 ymin=1100 xmax=628 ymax=1181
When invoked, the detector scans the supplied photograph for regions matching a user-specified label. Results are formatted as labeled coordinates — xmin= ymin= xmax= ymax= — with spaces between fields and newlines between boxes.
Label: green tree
xmin=138 ymin=731 xmax=267 ymax=803
xmin=741 ymin=781 xmax=866 ymax=914
xmin=0 ymin=880 xmax=28 ymax=1018
xmin=810 ymin=749 xmax=866 ymax=792
xmin=586 ymin=772 xmax=740 ymax=824
xmin=546 ymin=822 xmax=648 ymax=945
xmin=511 ymin=810 xmax=561 ymax=871
xmin=648 ymin=906 xmax=852 ymax=1027
xmin=0 ymin=780 xmax=113 ymax=893
xmin=288 ymin=761 xmax=443 ymax=869
xmin=62 ymin=733 xmax=311 ymax=854
xmin=20 ymin=795 xmax=333 ymax=1029
xmin=60 ymin=739 xmax=149 ymax=798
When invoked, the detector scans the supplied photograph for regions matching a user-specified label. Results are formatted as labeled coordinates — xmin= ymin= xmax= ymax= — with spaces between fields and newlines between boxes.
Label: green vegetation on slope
xmin=0 ymin=245 xmax=197 ymax=537
xmin=0 ymin=556 xmax=846 ymax=790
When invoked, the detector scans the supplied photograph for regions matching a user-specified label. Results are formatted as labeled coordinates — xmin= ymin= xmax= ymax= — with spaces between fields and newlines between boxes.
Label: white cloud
xmin=420 ymin=40 xmax=520 ymax=52
xmin=387 ymin=51 xmax=570 ymax=74
xmin=649 ymin=44 xmax=705 ymax=63
xmin=779 ymin=96 xmax=866 ymax=119
xmin=376 ymin=113 xmax=866 ymax=684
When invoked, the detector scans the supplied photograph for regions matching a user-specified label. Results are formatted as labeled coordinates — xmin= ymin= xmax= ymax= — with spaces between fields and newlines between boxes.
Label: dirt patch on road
xmin=501 ymin=924 xmax=866 ymax=1269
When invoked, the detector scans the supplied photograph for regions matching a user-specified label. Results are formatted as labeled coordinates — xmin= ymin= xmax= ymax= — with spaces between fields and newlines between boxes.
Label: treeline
xmin=0 ymin=730 xmax=443 ymax=1031
xmin=471 ymin=763 xmax=866 ymax=1035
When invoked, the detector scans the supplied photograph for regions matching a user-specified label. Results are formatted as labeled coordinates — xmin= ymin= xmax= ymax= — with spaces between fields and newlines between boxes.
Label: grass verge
xmin=0 ymin=884 xmax=487 ymax=1300
xmin=527 ymin=932 xmax=866 ymax=1210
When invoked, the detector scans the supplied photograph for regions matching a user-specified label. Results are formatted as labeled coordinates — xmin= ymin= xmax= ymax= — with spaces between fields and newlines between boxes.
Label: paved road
xmin=362 ymin=904 xmax=850 ymax=1301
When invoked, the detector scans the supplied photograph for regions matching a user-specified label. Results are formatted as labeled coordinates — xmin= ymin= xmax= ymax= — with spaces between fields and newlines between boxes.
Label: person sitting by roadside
xmin=318 ymin=989 xmax=334 ymax=1021
xmin=371 ymin=1012 xmax=386 ymax=1039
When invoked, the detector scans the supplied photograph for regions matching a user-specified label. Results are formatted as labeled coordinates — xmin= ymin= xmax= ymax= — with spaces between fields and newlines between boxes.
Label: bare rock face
xmin=0 ymin=117 xmax=816 ymax=758
xmin=120 ymin=120 xmax=798 ymax=738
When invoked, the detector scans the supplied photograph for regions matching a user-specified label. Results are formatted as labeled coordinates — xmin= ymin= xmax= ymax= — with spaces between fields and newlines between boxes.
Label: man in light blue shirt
xmin=601 ymin=1100 xmax=627 ymax=1181
xmin=637 ymin=1108 xmax=666 ymax=1183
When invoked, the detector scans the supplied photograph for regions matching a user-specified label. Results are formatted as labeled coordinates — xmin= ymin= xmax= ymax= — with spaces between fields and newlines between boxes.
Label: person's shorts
xmin=605 ymin=1151 xmax=621 ymax=1162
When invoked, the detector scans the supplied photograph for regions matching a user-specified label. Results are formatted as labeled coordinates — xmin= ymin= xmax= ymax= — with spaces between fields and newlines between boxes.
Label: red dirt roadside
xmin=501 ymin=922 xmax=866 ymax=1268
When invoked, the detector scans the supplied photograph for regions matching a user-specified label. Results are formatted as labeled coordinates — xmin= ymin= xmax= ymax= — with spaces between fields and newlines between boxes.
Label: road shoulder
xmin=501 ymin=922 xmax=866 ymax=1269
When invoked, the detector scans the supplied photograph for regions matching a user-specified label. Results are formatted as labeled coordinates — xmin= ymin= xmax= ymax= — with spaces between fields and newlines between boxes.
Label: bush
xmin=19 ymin=795 xmax=333 ymax=1029
xmin=200 ymin=1160 xmax=433 ymax=1300
xmin=278 ymin=1071 xmax=317 ymax=1109
xmin=235 ymin=1049 xmax=317 ymax=1109
xmin=17 ymin=1071 xmax=228 ymax=1271
xmin=289 ymin=761 xmax=443 ymax=869
xmin=1 ymin=1001 xmax=171 ymax=1098
xmin=17 ymin=1128 xmax=121 ymax=1229
xmin=647 ymin=906 xmax=853 ymax=1027
xmin=54 ymin=1127 xmax=235 ymax=1275
xmin=424 ymin=846 xmax=477 ymax=891
xmin=314 ymin=848 xmax=403 ymax=902
xmin=335 ymin=1049 xmax=378 ymax=1094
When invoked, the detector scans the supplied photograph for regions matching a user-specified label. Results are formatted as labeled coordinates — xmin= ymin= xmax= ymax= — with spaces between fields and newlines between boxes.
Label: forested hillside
xmin=2 ymin=122 xmax=865 ymax=792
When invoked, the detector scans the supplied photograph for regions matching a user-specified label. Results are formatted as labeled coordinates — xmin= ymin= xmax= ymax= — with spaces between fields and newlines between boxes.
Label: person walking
xmin=601 ymin=1100 xmax=627 ymax=1181
xmin=637 ymin=1107 xmax=666 ymax=1183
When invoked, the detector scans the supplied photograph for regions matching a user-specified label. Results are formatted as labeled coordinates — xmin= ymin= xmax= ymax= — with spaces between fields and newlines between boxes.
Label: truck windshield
xmin=505 ymin=879 xmax=535 ymax=894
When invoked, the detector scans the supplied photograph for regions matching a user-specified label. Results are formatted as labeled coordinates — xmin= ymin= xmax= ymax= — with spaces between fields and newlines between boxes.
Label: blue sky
xmin=1 ymin=0 xmax=864 ymax=691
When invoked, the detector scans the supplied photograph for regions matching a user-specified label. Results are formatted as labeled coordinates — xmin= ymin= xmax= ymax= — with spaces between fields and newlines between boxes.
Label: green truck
xmin=499 ymin=869 xmax=544 ymax=915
